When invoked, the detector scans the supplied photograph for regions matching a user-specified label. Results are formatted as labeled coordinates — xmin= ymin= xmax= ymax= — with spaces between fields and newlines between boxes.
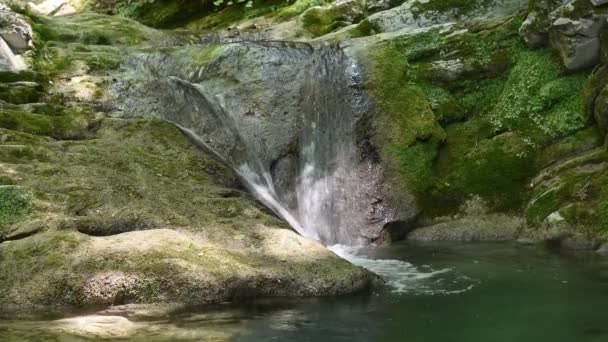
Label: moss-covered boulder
xmin=0 ymin=228 xmax=375 ymax=308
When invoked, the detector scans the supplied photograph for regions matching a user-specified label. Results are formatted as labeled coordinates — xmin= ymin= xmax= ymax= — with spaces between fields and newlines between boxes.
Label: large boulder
xmin=548 ymin=0 xmax=608 ymax=71
xmin=521 ymin=0 xmax=608 ymax=71
xmin=0 ymin=229 xmax=377 ymax=308
xmin=116 ymin=42 xmax=418 ymax=244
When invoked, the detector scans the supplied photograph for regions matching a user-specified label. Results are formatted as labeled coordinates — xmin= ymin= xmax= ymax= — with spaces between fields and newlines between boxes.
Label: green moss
xmin=350 ymin=19 xmax=376 ymax=38
xmin=524 ymin=148 xmax=608 ymax=234
xmin=28 ymin=13 xmax=156 ymax=75
xmin=301 ymin=7 xmax=341 ymax=37
xmin=538 ymin=127 xmax=603 ymax=167
xmin=113 ymin=0 xmax=210 ymax=28
xmin=489 ymin=50 xmax=589 ymax=137
xmin=0 ymin=186 xmax=31 ymax=227
xmin=187 ymin=0 xmax=285 ymax=30
xmin=171 ymin=45 xmax=221 ymax=65
xmin=0 ymin=107 xmax=92 ymax=140
xmin=0 ymin=83 xmax=44 ymax=105
xmin=422 ymin=120 xmax=536 ymax=215
xmin=364 ymin=34 xmax=446 ymax=195
xmin=419 ymin=83 xmax=465 ymax=123
xmin=31 ymin=13 xmax=156 ymax=46
xmin=0 ymin=71 xmax=48 ymax=84
xmin=525 ymin=184 xmax=562 ymax=224
xmin=411 ymin=0 xmax=493 ymax=17
xmin=274 ymin=0 xmax=332 ymax=21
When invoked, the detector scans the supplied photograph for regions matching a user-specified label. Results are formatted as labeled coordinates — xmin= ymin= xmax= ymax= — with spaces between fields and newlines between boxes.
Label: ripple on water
xmin=329 ymin=245 xmax=479 ymax=295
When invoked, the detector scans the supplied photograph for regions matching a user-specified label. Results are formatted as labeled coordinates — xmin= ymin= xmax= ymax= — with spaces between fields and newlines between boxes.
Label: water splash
xmin=330 ymin=245 xmax=477 ymax=295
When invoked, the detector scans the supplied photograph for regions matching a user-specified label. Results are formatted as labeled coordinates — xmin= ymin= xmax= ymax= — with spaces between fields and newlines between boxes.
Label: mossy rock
xmin=31 ymin=12 xmax=163 ymax=45
xmin=0 ymin=82 xmax=44 ymax=104
xmin=0 ymin=225 xmax=376 ymax=308
xmin=300 ymin=0 xmax=364 ymax=38
xmin=525 ymin=149 xmax=608 ymax=236
xmin=0 ymin=107 xmax=92 ymax=139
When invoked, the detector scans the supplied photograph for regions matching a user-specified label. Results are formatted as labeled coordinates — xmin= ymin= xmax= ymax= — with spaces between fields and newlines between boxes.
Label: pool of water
xmin=3 ymin=241 xmax=608 ymax=341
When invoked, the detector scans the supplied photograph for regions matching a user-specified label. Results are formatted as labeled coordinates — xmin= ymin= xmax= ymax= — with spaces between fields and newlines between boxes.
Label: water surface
xmin=2 ymin=242 xmax=608 ymax=341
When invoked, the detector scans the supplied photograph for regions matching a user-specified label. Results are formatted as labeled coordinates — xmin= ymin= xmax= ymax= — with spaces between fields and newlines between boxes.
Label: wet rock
xmin=365 ymin=0 xmax=399 ymax=13
xmin=0 ymin=36 xmax=26 ymax=71
xmin=0 ymin=4 xmax=33 ymax=52
xmin=118 ymin=42 xmax=416 ymax=243
xmin=423 ymin=59 xmax=467 ymax=82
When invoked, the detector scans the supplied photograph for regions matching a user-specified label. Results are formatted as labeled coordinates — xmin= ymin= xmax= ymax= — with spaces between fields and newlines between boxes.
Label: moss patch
xmin=0 ymin=186 xmax=31 ymax=227
xmin=361 ymin=16 xmax=595 ymax=218
xmin=274 ymin=0 xmax=333 ymax=21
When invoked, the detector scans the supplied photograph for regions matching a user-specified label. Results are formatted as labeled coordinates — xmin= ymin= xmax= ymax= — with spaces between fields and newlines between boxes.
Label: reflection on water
xmin=3 ymin=242 xmax=608 ymax=342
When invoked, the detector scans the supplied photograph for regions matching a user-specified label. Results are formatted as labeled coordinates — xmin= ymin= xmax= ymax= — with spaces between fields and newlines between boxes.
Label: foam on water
xmin=330 ymin=245 xmax=477 ymax=295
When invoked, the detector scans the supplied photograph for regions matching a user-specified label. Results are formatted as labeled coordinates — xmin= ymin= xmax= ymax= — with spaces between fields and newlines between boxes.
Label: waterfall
xmin=116 ymin=40 xmax=468 ymax=294
xmin=122 ymin=41 xmax=374 ymax=246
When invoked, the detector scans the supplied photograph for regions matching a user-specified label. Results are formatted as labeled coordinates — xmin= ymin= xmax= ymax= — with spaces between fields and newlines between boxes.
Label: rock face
xmin=407 ymin=215 xmax=523 ymax=242
xmin=549 ymin=2 xmax=608 ymax=71
xmin=519 ymin=0 xmax=567 ymax=48
xmin=117 ymin=41 xmax=418 ymax=244
xmin=522 ymin=0 xmax=608 ymax=71
xmin=366 ymin=0 xmax=527 ymax=34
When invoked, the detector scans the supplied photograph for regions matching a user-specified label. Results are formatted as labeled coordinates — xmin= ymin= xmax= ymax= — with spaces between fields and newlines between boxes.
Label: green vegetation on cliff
xmin=363 ymin=16 xmax=595 ymax=220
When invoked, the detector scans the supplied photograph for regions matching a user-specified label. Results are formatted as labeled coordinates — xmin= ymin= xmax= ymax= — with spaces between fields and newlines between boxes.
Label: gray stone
xmin=406 ymin=215 xmax=523 ymax=242
xmin=519 ymin=0 xmax=574 ymax=48
xmin=366 ymin=0 xmax=527 ymax=34
xmin=115 ymin=42 xmax=418 ymax=243
xmin=546 ymin=2 xmax=608 ymax=71
xmin=0 ymin=4 xmax=33 ymax=52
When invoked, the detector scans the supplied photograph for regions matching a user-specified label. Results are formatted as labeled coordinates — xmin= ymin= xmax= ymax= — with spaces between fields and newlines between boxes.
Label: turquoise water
xmin=2 ymin=242 xmax=608 ymax=341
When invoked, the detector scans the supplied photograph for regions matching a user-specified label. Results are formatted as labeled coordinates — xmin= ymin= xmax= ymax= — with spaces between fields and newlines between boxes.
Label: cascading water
xmin=119 ymin=40 xmax=473 ymax=294
xmin=125 ymin=41 xmax=374 ymax=246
